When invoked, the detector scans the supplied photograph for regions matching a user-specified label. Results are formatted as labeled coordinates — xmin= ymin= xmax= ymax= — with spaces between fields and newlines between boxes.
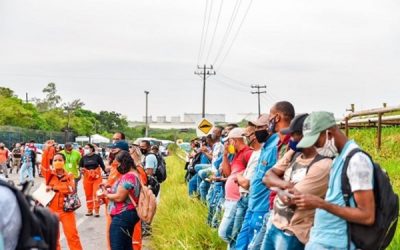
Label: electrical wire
xmin=205 ymin=0 xmax=224 ymax=64
xmin=197 ymin=0 xmax=209 ymax=66
xmin=212 ymin=0 xmax=242 ymax=65
xmin=215 ymin=0 xmax=253 ymax=70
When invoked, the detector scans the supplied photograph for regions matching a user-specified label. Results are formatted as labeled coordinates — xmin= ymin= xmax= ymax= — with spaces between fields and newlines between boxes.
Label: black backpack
xmin=341 ymin=148 xmax=399 ymax=250
xmin=148 ymin=153 xmax=167 ymax=183
xmin=0 ymin=180 xmax=59 ymax=250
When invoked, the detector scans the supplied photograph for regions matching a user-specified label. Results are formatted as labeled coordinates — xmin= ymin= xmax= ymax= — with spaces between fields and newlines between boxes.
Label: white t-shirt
xmin=239 ymin=149 xmax=261 ymax=194
xmin=345 ymin=144 xmax=374 ymax=192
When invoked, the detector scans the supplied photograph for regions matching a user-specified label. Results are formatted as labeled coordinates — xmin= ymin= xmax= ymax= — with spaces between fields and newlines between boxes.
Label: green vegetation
xmin=150 ymin=145 xmax=226 ymax=249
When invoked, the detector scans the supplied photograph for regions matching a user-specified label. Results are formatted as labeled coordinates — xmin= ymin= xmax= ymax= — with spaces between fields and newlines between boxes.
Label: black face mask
xmin=117 ymin=163 xmax=130 ymax=175
xmin=140 ymin=148 xmax=148 ymax=155
xmin=255 ymin=130 xmax=269 ymax=143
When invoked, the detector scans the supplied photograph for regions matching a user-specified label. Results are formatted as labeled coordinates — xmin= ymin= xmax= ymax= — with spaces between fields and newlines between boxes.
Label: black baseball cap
xmin=281 ymin=113 xmax=309 ymax=135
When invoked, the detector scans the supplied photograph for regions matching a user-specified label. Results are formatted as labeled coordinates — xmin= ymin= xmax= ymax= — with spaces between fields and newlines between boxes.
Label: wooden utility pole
xmin=194 ymin=65 xmax=216 ymax=118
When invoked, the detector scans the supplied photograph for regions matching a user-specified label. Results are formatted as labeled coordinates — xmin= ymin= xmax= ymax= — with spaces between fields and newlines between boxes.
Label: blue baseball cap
xmin=108 ymin=140 xmax=129 ymax=151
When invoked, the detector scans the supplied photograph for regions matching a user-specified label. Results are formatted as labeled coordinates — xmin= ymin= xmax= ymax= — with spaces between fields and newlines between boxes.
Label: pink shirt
xmin=225 ymin=146 xmax=253 ymax=201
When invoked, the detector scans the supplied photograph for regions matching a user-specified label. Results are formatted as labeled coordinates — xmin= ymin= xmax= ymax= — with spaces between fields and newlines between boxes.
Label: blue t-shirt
xmin=144 ymin=154 xmax=158 ymax=171
xmin=308 ymin=140 xmax=374 ymax=249
xmin=200 ymin=153 xmax=211 ymax=164
xmin=248 ymin=133 xmax=279 ymax=212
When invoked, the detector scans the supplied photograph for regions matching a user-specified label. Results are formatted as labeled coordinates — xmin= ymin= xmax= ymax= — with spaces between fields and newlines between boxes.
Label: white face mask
xmin=316 ymin=131 xmax=338 ymax=158
xmin=84 ymin=149 xmax=91 ymax=155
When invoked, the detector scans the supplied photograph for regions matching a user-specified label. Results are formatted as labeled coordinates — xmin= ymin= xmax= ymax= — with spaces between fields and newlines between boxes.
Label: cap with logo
xmin=281 ymin=113 xmax=309 ymax=135
xmin=297 ymin=111 xmax=336 ymax=149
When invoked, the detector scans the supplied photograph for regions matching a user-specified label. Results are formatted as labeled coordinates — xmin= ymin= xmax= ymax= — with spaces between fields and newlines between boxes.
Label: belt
xmin=240 ymin=192 xmax=249 ymax=197
xmin=283 ymin=229 xmax=295 ymax=236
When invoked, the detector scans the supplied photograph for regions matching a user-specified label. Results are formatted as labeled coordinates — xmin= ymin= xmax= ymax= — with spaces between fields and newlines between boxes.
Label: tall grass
xmin=150 ymin=147 xmax=226 ymax=250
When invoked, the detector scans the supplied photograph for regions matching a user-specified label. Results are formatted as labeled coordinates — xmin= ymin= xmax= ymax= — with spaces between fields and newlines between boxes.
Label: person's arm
xmin=262 ymin=150 xmax=294 ymax=188
xmin=79 ymin=157 xmax=84 ymax=169
xmin=236 ymin=173 xmax=249 ymax=190
xmin=106 ymin=184 xmax=130 ymax=202
xmin=202 ymin=146 xmax=213 ymax=160
xmin=98 ymin=155 xmax=106 ymax=173
xmin=221 ymin=153 xmax=232 ymax=177
xmin=51 ymin=176 xmax=74 ymax=194
xmin=293 ymin=190 xmax=375 ymax=225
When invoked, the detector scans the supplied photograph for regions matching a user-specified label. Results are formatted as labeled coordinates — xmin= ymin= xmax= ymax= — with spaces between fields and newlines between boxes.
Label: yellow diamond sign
xmin=198 ymin=118 xmax=213 ymax=134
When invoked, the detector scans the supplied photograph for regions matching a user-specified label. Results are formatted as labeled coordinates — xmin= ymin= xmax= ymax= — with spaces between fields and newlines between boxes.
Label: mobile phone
xmin=270 ymin=187 xmax=294 ymax=199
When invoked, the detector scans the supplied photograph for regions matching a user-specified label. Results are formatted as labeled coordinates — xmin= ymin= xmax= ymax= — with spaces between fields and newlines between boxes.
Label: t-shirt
xmin=248 ymin=133 xmax=279 ymax=212
xmin=308 ymin=140 xmax=373 ymax=248
xmin=108 ymin=172 xmax=141 ymax=216
xmin=272 ymin=150 xmax=332 ymax=244
xmin=0 ymin=149 xmax=8 ymax=164
xmin=12 ymin=148 xmax=22 ymax=158
xmin=0 ymin=184 xmax=22 ymax=250
xmin=225 ymin=146 xmax=253 ymax=201
xmin=61 ymin=150 xmax=82 ymax=178
xmin=240 ymin=148 xmax=262 ymax=194
xmin=79 ymin=154 xmax=106 ymax=172
xmin=144 ymin=154 xmax=158 ymax=171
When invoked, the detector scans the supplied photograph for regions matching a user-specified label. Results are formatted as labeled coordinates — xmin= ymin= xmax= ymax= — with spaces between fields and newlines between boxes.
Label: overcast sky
xmin=1 ymin=0 xmax=399 ymax=122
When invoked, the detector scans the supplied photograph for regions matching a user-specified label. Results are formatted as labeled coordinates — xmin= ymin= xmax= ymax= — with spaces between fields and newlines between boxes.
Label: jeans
xmin=19 ymin=162 xmax=33 ymax=183
xmin=262 ymin=224 xmax=304 ymax=250
xmin=188 ymin=174 xmax=199 ymax=196
xmin=229 ymin=195 xmax=249 ymax=249
xmin=207 ymin=183 xmax=224 ymax=227
xmin=0 ymin=163 xmax=8 ymax=177
xmin=250 ymin=211 xmax=272 ymax=250
xmin=218 ymin=200 xmax=238 ymax=242
xmin=305 ymin=241 xmax=356 ymax=250
xmin=235 ymin=210 xmax=267 ymax=250
xmin=110 ymin=209 xmax=139 ymax=250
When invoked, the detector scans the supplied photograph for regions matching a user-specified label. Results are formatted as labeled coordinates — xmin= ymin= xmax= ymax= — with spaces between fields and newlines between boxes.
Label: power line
xmin=216 ymin=0 xmax=253 ymax=69
xmin=194 ymin=65 xmax=216 ymax=118
xmin=251 ymin=84 xmax=267 ymax=116
xmin=197 ymin=0 xmax=209 ymax=65
xmin=205 ymin=0 xmax=224 ymax=63
xmin=212 ymin=0 xmax=242 ymax=65
xmin=218 ymin=72 xmax=249 ymax=88
xmin=200 ymin=0 xmax=214 ymax=64
xmin=213 ymin=77 xmax=248 ymax=92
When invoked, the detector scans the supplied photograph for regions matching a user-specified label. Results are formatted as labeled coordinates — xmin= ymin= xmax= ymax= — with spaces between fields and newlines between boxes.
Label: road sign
xmin=197 ymin=118 xmax=213 ymax=135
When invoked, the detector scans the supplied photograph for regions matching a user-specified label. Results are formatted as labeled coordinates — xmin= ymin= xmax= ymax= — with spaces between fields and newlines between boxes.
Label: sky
xmin=0 ymin=0 xmax=399 ymax=122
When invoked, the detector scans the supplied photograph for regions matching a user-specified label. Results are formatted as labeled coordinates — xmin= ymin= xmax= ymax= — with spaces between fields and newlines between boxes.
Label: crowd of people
xmin=0 ymin=132 xmax=164 ymax=250
xmin=185 ymin=100 xmax=381 ymax=250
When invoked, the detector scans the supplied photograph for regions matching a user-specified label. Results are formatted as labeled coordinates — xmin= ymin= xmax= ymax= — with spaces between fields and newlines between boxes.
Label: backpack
xmin=0 ymin=180 xmax=59 ymax=250
xmin=129 ymin=179 xmax=157 ymax=224
xmin=148 ymin=153 xmax=167 ymax=183
xmin=341 ymin=148 xmax=399 ymax=250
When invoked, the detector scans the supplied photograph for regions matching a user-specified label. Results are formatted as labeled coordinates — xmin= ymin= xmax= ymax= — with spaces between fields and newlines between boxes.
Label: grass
xmin=149 ymin=146 xmax=226 ymax=250
xmin=150 ymin=127 xmax=400 ymax=249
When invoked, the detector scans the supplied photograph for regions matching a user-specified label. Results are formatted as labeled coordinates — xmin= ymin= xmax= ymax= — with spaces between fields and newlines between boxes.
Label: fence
xmin=0 ymin=126 xmax=75 ymax=148
xmin=338 ymin=105 xmax=400 ymax=150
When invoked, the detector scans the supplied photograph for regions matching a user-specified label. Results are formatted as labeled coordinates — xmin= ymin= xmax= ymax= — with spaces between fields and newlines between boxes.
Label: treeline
xmin=0 ymin=83 xmax=198 ymax=141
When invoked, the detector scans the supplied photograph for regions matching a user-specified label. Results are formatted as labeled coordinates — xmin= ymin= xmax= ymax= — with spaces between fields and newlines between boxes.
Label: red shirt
xmin=225 ymin=146 xmax=253 ymax=201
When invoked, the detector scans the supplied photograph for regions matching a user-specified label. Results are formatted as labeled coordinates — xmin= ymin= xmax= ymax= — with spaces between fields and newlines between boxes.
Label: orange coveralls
xmin=48 ymin=173 xmax=83 ymax=250
xmin=41 ymin=146 xmax=56 ymax=183
xmin=105 ymin=160 xmax=147 ymax=250
xmin=83 ymin=167 xmax=102 ymax=214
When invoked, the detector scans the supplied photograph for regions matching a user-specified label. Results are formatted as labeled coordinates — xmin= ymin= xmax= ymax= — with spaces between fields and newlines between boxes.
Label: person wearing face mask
xmin=219 ymin=128 xmax=253 ymax=243
xmin=79 ymin=143 xmax=106 ymax=217
xmin=236 ymin=100 xmax=295 ymax=250
xmin=103 ymin=150 xmax=141 ymax=250
xmin=47 ymin=153 xmax=83 ymax=250
xmin=229 ymin=123 xmax=263 ymax=249
xmin=292 ymin=111 xmax=375 ymax=250
xmin=61 ymin=143 xmax=82 ymax=191
xmin=261 ymin=113 xmax=333 ymax=250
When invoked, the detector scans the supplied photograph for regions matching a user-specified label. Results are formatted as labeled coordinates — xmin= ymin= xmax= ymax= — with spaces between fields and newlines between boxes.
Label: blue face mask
xmin=268 ymin=117 xmax=277 ymax=134
xmin=288 ymin=140 xmax=301 ymax=152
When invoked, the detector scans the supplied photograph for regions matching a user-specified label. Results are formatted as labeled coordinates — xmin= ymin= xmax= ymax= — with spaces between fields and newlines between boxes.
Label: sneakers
xmin=85 ymin=211 xmax=93 ymax=216
xmin=94 ymin=211 xmax=100 ymax=217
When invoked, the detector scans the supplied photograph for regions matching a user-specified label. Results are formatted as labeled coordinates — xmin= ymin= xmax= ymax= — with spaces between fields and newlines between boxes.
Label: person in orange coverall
xmin=102 ymin=141 xmax=147 ymax=250
xmin=41 ymin=140 xmax=56 ymax=183
xmin=47 ymin=153 xmax=83 ymax=250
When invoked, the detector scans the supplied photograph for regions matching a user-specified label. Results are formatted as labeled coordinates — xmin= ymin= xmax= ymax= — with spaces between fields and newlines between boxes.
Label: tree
xmin=0 ymin=87 xmax=15 ymax=98
xmin=42 ymin=82 xmax=61 ymax=110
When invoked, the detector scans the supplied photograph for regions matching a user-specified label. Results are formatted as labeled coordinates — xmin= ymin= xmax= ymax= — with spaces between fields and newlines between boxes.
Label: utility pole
xmin=26 ymin=93 xmax=29 ymax=103
xmin=251 ymin=84 xmax=267 ymax=116
xmin=144 ymin=91 xmax=149 ymax=137
xmin=194 ymin=65 xmax=216 ymax=118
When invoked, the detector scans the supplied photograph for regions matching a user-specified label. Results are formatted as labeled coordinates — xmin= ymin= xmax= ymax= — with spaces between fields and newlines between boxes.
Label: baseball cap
xmin=108 ymin=140 xmax=129 ymax=151
xmin=297 ymin=111 xmax=336 ymax=149
xmin=249 ymin=114 xmax=269 ymax=127
xmin=281 ymin=113 xmax=309 ymax=135
xmin=226 ymin=128 xmax=245 ymax=139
